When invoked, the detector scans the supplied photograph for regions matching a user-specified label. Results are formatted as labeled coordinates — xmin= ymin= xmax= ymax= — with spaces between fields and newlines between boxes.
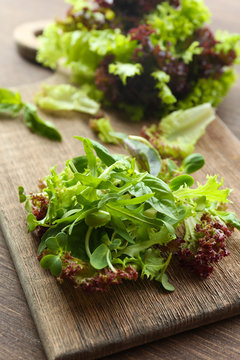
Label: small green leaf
xmin=167 ymin=159 xmax=179 ymax=176
xmin=90 ymin=243 xmax=109 ymax=269
xmin=182 ymin=153 xmax=205 ymax=174
xmin=23 ymin=103 xmax=62 ymax=141
xmin=45 ymin=237 xmax=59 ymax=252
xmin=37 ymin=222 xmax=68 ymax=255
xmin=0 ymin=88 xmax=23 ymax=117
xmin=108 ymin=62 xmax=143 ymax=85
xmin=115 ymin=193 xmax=154 ymax=206
xmin=27 ymin=213 xmax=39 ymax=232
xmin=91 ymin=138 xmax=116 ymax=166
xmin=215 ymin=211 xmax=240 ymax=230
xmin=124 ymin=136 xmax=161 ymax=176
xmin=71 ymin=155 xmax=88 ymax=173
xmin=109 ymin=238 xmax=122 ymax=251
xmin=169 ymin=175 xmax=195 ymax=191
xmin=56 ymin=232 xmax=68 ymax=248
xmin=161 ymin=273 xmax=175 ymax=292
xmin=195 ymin=196 xmax=207 ymax=211
xmin=18 ymin=186 xmax=26 ymax=203
xmin=40 ymin=255 xmax=62 ymax=276
xmin=85 ymin=210 xmax=111 ymax=228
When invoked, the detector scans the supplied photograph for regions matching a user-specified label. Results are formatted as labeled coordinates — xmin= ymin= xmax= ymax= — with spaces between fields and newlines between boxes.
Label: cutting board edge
xmin=54 ymin=305 xmax=240 ymax=360
xmin=1 ymin=205 xmax=240 ymax=360
xmin=1 ymin=75 xmax=240 ymax=360
xmin=0 ymin=211 xmax=51 ymax=360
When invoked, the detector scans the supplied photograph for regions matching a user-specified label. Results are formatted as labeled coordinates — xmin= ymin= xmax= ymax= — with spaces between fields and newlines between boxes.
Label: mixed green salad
xmin=36 ymin=0 xmax=240 ymax=120
xmin=19 ymin=136 xmax=240 ymax=292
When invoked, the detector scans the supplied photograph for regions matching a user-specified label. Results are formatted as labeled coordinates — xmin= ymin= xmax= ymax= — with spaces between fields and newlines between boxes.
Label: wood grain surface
xmin=0 ymin=1 xmax=240 ymax=360
xmin=0 ymin=74 xmax=240 ymax=360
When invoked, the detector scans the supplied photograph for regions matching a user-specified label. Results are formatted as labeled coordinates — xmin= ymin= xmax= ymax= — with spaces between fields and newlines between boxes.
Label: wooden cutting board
xmin=0 ymin=75 xmax=240 ymax=360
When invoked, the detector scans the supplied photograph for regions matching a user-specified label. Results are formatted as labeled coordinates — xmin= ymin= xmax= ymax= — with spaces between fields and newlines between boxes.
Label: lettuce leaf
xmin=90 ymin=117 xmax=119 ymax=144
xmin=36 ymin=23 xmax=63 ymax=69
xmin=173 ymin=175 xmax=230 ymax=203
xmin=109 ymin=62 xmax=143 ymax=85
xmin=35 ymin=84 xmax=100 ymax=115
xmin=215 ymin=30 xmax=240 ymax=64
xmin=142 ymin=103 xmax=215 ymax=159
xmin=178 ymin=69 xmax=237 ymax=109
xmin=148 ymin=0 xmax=210 ymax=49
xmin=151 ymin=71 xmax=176 ymax=104
xmin=181 ymin=41 xmax=202 ymax=64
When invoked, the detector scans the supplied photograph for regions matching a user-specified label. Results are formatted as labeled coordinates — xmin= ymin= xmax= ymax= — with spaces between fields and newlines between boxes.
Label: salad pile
xmin=19 ymin=136 xmax=240 ymax=292
xmin=37 ymin=0 xmax=240 ymax=120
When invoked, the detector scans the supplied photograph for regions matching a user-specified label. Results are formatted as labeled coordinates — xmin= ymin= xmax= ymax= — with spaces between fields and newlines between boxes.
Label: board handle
xmin=14 ymin=20 xmax=51 ymax=63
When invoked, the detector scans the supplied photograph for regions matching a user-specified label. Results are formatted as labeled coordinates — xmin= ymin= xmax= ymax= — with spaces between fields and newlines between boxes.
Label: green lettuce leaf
xmin=90 ymin=117 xmax=119 ymax=144
xmin=35 ymin=84 xmax=100 ymax=115
xmin=215 ymin=30 xmax=240 ymax=64
xmin=179 ymin=69 xmax=237 ymax=109
xmin=151 ymin=71 xmax=176 ymax=104
xmin=211 ymin=211 xmax=240 ymax=230
xmin=147 ymin=0 xmax=210 ymax=49
xmin=181 ymin=41 xmax=202 ymax=64
xmin=173 ymin=175 xmax=230 ymax=204
xmin=0 ymin=88 xmax=23 ymax=117
xmin=109 ymin=62 xmax=143 ymax=85
xmin=66 ymin=0 xmax=94 ymax=11
xmin=36 ymin=23 xmax=63 ymax=69
xmin=142 ymin=103 xmax=215 ymax=159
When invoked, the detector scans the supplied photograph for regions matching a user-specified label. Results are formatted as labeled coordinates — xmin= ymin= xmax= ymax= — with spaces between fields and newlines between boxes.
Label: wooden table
xmin=0 ymin=1 xmax=239 ymax=359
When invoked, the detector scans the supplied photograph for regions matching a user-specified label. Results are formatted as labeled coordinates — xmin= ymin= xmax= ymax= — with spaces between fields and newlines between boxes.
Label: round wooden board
xmin=13 ymin=20 xmax=51 ymax=62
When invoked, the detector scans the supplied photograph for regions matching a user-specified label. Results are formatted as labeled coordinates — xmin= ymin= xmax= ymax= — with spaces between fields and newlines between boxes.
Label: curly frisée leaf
xmin=173 ymin=175 xmax=231 ymax=203
xmin=151 ymin=71 xmax=176 ymax=105
xmin=19 ymin=137 xmax=239 ymax=292
xmin=109 ymin=62 xmax=143 ymax=85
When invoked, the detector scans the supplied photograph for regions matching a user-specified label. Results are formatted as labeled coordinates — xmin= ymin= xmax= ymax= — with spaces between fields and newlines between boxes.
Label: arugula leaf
xmin=71 ymin=156 xmax=88 ymax=173
xmin=123 ymin=136 xmax=162 ymax=177
xmin=75 ymin=136 xmax=116 ymax=166
xmin=27 ymin=213 xmax=40 ymax=232
xmin=23 ymin=104 xmax=62 ymax=141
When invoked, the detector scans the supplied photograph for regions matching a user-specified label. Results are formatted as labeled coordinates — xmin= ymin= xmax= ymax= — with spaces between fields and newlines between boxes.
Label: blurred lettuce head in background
xmin=37 ymin=0 xmax=240 ymax=121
